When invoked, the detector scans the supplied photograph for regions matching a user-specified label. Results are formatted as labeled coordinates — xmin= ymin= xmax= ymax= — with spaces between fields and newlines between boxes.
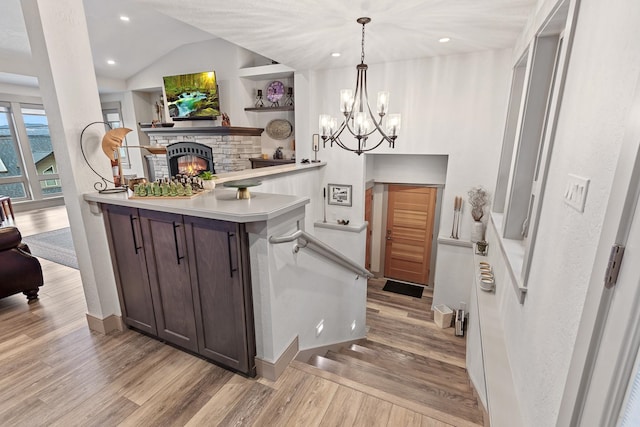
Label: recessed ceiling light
xmin=107 ymin=60 xmax=116 ymax=65
xmin=439 ymin=37 xmax=451 ymax=43
xmin=120 ymin=16 xmax=130 ymax=22
xmin=331 ymin=52 xmax=341 ymax=57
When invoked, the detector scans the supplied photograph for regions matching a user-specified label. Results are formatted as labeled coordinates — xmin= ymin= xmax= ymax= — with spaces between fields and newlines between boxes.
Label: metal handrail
xmin=269 ymin=229 xmax=373 ymax=279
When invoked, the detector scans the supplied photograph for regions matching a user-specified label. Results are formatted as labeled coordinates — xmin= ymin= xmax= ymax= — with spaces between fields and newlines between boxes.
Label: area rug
xmin=382 ymin=280 xmax=424 ymax=298
xmin=22 ymin=227 xmax=78 ymax=270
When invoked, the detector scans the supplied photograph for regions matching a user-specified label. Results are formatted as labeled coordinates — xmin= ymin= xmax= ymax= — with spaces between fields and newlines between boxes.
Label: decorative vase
xmin=202 ymin=180 xmax=216 ymax=191
xmin=471 ymin=221 xmax=484 ymax=243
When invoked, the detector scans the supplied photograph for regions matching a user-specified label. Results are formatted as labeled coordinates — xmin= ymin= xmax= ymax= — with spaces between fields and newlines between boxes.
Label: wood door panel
xmin=103 ymin=205 xmax=156 ymax=335
xmin=391 ymin=227 xmax=428 ymax=242
xmin=387 ymin=243 xmax=425 ymax=263
xmin=140 ymin=210 xmax=198 ymax=352
xmin=384 ymin=185 xmax=437 ymax=285
xmin=185 ymin=216 xmax=252 ymax=373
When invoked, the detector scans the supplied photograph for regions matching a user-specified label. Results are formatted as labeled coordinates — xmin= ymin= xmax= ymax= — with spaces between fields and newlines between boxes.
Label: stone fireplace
xmin=141 ymin=126 xmax=263 ymax=179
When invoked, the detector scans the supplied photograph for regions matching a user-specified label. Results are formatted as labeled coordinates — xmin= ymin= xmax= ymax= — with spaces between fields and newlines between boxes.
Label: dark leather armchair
xmin=0 ymin=227 xmax=43 ymax=301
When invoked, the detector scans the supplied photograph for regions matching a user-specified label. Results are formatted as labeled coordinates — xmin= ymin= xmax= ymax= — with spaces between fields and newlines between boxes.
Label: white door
xmin=578 ymin=186 xmax=640 ymax=425
xmin=563 ymin=73 xmax=640 ymax=425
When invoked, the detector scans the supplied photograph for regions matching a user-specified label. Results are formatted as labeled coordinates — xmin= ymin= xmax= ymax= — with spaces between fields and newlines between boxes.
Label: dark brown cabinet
xmin=103 ymin=204 xmax=157 ymax=335
xmin=139 ymin=210 xmax=198 ymax=352
xmin=184 ymin=216 xmax=255 ymax=374
xmin=101 ymin=204 xmax=256 ymax=376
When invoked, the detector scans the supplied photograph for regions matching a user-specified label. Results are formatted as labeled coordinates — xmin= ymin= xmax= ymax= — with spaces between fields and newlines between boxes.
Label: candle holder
xmin=255 ymin=89 xmax=264 ymax=108
xmin=312 ymin=134 xmax=320 ymax=163
xmin=285 ymin=87 xmax=294 ymax=106
xmin=475 ymin=240 xmax=489 ymax=256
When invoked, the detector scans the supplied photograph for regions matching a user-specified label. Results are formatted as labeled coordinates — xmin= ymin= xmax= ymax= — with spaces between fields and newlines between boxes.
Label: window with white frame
xmin=493 ymin=1 xmax=572 ymax=298
xmin=0 ymin=102 xmax=62 ymax=200
xmin=42 ymin=165 xmax=59 ymax=187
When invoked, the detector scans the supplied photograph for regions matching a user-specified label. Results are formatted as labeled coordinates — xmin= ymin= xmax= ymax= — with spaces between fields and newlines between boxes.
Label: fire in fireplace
xmin=166 ymin=142 xmax=215 ymax=177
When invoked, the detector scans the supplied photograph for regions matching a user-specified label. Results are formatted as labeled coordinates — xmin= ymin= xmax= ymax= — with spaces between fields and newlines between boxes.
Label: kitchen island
xmin=84 ymin=189 xmax=309 ymax=377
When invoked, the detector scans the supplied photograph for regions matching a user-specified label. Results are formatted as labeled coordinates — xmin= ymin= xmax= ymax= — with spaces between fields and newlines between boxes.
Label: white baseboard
xmin=255 ymin=336 xmax=299 ymax=381
xmin=85 ymin=313 xmax=124 ymax=334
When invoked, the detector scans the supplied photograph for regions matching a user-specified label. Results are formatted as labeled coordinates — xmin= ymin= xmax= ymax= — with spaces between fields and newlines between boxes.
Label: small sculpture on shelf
xmin=221 ymin=113 xmax=231 ymax=127
xmin=255 ymin=89 xmax=264 ymax=108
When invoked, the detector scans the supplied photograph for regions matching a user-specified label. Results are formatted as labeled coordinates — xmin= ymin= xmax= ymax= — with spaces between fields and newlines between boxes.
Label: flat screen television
xmin=163 ymin=71 xmax=220 ymax=120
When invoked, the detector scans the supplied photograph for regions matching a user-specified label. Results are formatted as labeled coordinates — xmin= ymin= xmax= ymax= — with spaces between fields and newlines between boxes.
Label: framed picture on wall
xmin=328 ymin=184 xmax=352 ymax=206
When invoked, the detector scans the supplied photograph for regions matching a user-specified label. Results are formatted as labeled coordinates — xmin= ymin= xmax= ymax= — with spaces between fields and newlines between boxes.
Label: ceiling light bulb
xmin=439 ymin=37 xmax=451 ymax=43
xmin=120 ymin=16 xmax=130 ymax=22
xmin=331 ymin=52 xmax=341 ymax=57
xmin=107 ymin=60 xmax=116 ymax=65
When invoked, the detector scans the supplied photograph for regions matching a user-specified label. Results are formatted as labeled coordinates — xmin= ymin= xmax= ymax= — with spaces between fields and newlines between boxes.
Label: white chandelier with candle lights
xmin=319 ymin=17 xmax=401 ymax=156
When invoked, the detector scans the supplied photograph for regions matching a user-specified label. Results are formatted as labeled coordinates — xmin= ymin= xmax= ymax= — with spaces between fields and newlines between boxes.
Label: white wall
xmin=127 ymin=38 xmax=267 ymax=128
xmin=296 ymin=49 xmax=513 ymax=308
xmin=249 ymin=220 xmax=367 ymax=362
xmin=303 ymin=49 xmax=512 ymax=237
xmin=489 ymin=0 xmax=640 ymax=425
xmin=246 ymin=167 xmax=368 ymax=362
xmin=0 ymin=83 xmax=40 ymax=97
xmin=366 ymin=154 xmax=448 ymax=185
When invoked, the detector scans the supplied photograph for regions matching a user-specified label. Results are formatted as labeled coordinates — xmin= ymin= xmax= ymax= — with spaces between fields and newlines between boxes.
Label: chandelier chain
xmin=361 ymin=22 xmax=366 ymax=64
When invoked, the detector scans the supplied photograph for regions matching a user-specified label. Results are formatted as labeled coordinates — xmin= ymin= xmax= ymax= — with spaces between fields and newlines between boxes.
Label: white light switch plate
xmin=564 ymin=174 xmax=590 ymax=212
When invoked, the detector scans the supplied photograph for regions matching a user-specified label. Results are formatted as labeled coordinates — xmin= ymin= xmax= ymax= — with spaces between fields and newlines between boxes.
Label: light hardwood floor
xmin=0 ymin=206 xmax=485 ymax=426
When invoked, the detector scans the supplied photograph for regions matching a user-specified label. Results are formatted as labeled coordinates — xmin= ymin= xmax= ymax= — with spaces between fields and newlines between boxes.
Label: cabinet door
xmin=139 ymin=210 xmax=198 ymax=352
xmin=102 ymin=204 xmax=156 ymax=335
xmin=184 ymin=216 xmax=255 ymax=375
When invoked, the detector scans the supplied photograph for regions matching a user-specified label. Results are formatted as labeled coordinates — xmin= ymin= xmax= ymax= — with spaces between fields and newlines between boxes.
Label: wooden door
xmin=365 ymin=187 xmax=373 ymax=270
xmin=102 ymin=205 xmax=156 ymax=335
xmin=140 ymin=209 xmax=198 ymax=352
xmin=384 ymin=185 xmax=437 ymax=285
xmin=184 ymin=216 xmax=255 ymax=375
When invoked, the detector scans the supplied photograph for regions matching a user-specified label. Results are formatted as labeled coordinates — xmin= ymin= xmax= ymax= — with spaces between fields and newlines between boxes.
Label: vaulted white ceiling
xmin=135 ymin=0 xmax=537 ymax=70
xmin=0 ymin=0 xmax=537 ymax=88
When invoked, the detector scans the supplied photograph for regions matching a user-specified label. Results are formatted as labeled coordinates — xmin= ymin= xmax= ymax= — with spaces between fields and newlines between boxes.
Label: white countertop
xmin=211 ymin=161 xmax=325 ymax=184
xmin=84 ymin=188 xmax=309 ymax=223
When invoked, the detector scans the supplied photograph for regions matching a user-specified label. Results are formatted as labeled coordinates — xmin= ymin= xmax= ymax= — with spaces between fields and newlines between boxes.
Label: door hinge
xmin=604 ymin=244 xmax=625 ymax=289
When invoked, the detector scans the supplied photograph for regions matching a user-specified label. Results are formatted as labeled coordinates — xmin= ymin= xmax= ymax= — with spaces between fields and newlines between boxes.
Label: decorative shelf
xmin=140 ymin=126 xmax=264 ymax=137
xmin=314 ymin=221 xmax=368 ymax=233
xmin=437 ymin=235 xmax=473 ymax=248
xmin=238 ymin=64 xmax=295 ymax=81
xmin=244 ymin=106 xmax=294 ymax=112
